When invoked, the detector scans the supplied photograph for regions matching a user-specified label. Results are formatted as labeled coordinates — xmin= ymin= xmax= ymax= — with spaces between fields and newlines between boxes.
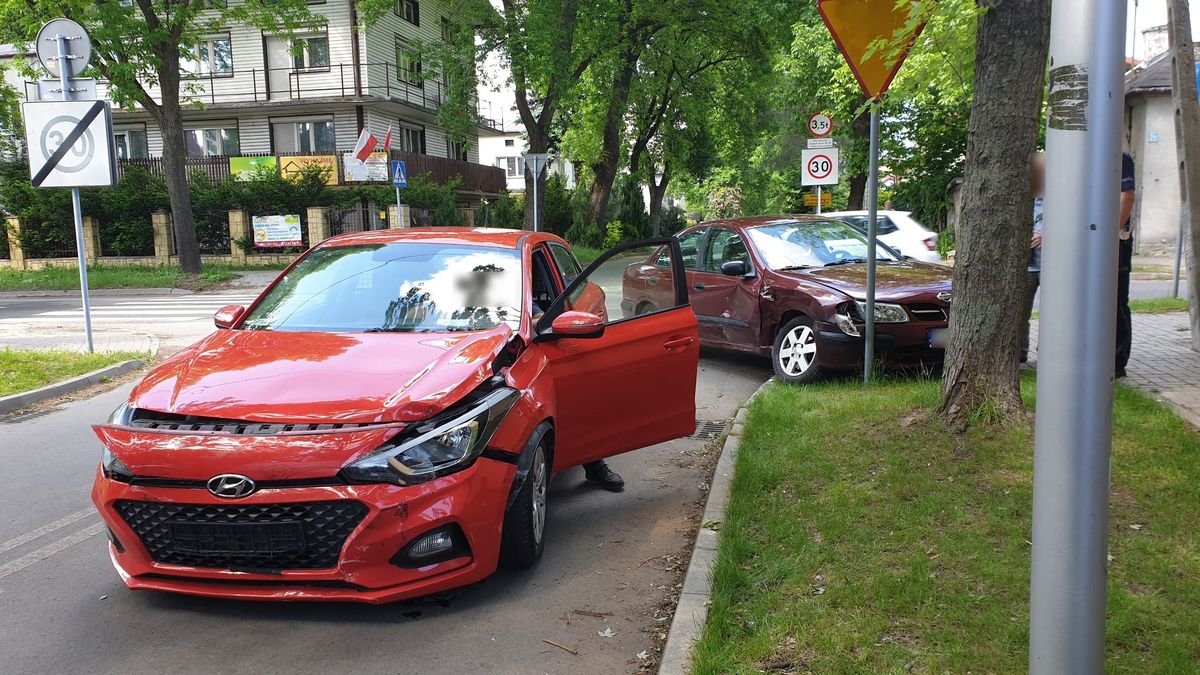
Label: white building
xmin=1 ymin=0 xmax=505 ymax=198
xmin=477 ymin=131 xmax=577 ymax=193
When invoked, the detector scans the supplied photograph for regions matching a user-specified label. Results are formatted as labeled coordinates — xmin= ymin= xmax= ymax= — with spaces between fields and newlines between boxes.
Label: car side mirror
xmin=214 ymin=304 xmax=246 ymax=329
xmin=544 ymin=311 xmax=605 ymax=340
xmin=720 ymin=260 xmax=747 ymax=277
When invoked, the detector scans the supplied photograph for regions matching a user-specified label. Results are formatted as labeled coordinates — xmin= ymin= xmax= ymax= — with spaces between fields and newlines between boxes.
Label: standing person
xmin=1021 ymin=153 xmax=1046 ymax=363
xmin=1116 ymin=152 xmax=1136 ymax=378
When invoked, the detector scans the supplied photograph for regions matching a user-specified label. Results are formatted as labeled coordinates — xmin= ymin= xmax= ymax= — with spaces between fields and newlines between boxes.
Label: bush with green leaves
xmin=542 ymin=174 xmax=574 ymax=236
xmin=358 ymin=173 xmax=465 ymax=226
xmin=84 ymin=167 xmax=169 ymax=256
xmin=0 ymin=160 xmax=74 ymax=258
xmin=478 ymin=191 xmax=524 ymax=229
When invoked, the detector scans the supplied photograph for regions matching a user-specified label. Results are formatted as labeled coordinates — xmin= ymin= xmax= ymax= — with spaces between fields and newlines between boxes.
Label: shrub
xmin=542 ymin=174 xmax=573 ymax=236
xmin=358 ymin=173 xmax=465 ymax=226
xmin=86 ymin=167 xmax=168 ymax=256
xmin=479 ymin=191 xmax=524 ymax=229
xmin=0 ymin=160 xmax=74 ymax=257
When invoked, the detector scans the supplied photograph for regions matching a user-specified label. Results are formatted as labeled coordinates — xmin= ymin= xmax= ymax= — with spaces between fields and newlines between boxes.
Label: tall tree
xmin=0 ymin=0 xmax=363 ymax=274
xmin=939 ymin=0 xmax=1049 ymax=427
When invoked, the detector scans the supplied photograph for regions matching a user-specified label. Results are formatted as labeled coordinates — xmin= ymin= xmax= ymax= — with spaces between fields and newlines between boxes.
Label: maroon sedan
xmin=622 ymin=216 xmax=953 ymax=383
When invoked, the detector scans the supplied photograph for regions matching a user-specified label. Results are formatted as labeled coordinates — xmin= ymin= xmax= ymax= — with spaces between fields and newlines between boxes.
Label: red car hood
xmin=127 ymin=325 xmax=513 ymax=424
xmin=786 ymin=261 xmax=952 ymax=301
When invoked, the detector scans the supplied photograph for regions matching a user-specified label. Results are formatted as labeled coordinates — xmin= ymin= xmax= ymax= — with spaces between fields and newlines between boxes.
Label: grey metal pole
xmin=864 ymin=103 xmax=880 ymax=384
xmin=816 ymin=185 xmax=822 ymax=215
xmin=1029 ymin=0 xmax=1126 ymax=670
xmin=395 ymin=185 xmax=402 ymax=227
xmin=532 ymin=167 xmax=539 ymax=233
xmin=57 ymin=31 xmax=93 ymax=353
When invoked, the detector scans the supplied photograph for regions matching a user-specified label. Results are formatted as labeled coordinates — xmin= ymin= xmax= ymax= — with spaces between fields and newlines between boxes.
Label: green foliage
xmin=565 ymin=217 xmax=604 ymax=249
xmin=0 ymin=160 xmax=74 ymax=257
xmin=542 ymin=175 xmax=574 ymax=236
xmin=608 ymin=174 xmax=649 ymax=238
xmin=478 ymin=192 xmax=525 ymax=229
xmin=84 ymin=167 xmax=169 ymax=256
xmin=358 ymin=174 xmax=465 ymax=226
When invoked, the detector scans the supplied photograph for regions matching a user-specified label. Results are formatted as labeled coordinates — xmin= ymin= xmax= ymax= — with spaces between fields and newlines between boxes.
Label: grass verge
xmin=1128 ymin=297 xmax=1188 ymax=314
xmin=692 ymin=376 xmax=1199 ymax=673
xmin=0 ymin=349 xmax=146 ymax=397
xmin=570 ymin=245 xmax=605 ymax=265
xmin=0 ymin=264 xmax=255 ymax=291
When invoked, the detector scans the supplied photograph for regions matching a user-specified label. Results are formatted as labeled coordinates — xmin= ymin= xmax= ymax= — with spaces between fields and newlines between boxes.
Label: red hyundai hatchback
xmin=92 ymin=229 xmax=698 ymax=603
xmin=622 ymin=216 xmax=952 ymax=383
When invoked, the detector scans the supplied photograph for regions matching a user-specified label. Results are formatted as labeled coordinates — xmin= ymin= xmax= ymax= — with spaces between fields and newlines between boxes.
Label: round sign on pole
xmin=808 ymin=112 xmax=834 ymax=138
xmin=35 ymin=19 xmax=92 ymax=79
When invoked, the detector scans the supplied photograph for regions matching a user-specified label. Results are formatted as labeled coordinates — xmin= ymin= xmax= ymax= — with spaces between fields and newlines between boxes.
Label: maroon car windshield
xmin=746 ymin=220 xmax=899 ymax=269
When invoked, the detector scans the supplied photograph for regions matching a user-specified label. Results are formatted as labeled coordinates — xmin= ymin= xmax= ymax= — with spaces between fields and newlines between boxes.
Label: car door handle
xmin=663 ymin=336 xmax=695 ymax=350
xmin=692 ymin=283 xmax=705 ymax=291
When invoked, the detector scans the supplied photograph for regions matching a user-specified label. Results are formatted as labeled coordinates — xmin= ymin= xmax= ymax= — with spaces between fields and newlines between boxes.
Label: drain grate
xmin=690 ymin=419 xmax=729 ymax=439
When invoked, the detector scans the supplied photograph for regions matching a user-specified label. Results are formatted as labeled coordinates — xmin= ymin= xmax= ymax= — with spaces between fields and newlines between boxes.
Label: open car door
xmin=536 ymin=238 xmax=698 ymax=469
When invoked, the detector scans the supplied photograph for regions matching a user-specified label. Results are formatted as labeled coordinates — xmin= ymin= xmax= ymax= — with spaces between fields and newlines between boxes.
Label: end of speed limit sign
xmin=21 ymin=100 xmax=116 ymax=188
xmin=807 ymin=112 xmax=833 ymax=138
xmin=801 ymin=147 xmax=839 ymax=186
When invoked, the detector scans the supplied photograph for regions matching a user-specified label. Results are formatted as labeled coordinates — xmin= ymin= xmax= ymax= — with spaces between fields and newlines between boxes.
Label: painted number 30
xmin=808 ymin=157 xmax=832 ymax=177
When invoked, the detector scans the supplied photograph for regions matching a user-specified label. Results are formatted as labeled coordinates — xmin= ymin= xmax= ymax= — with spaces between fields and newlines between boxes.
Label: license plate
xmin=927 ymin=328 xmax=949 ymax=349
xmin=168 ymin=521 xmax=305 ymax=557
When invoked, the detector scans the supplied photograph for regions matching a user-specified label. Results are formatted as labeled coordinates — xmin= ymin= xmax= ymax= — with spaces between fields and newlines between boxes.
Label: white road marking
xmin=0 ymin=294 xmax=259 ymax=325
xmin=0 ymin=507 xmax=97 ymax=555
xmin=0 ymin=522 xmax=105 ymax=580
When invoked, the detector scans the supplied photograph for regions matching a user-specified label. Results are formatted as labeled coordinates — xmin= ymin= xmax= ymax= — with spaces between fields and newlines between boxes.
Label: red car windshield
xmin=241 ymin=243 xmax=523 ymax=333
xmin=746 ymin=220 xmax=899 ymax=269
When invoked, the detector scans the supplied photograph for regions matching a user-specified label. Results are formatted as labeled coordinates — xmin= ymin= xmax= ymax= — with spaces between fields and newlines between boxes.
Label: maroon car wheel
xmin=773 ymin=316 xmax=820 ymax=384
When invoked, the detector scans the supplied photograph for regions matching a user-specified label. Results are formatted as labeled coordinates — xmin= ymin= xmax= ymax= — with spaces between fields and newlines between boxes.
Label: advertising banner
xmin=252 ymin=214 xmax=303 ymax=248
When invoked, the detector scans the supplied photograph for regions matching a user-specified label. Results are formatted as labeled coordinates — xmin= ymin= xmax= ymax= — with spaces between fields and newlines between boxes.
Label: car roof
xmin=694 ymin=215 xmax=859 ymax=230
xmin=319 ymin=227 xmax=559 ymax=249
xmin=824 ymin=210 xmax=911 ymax=217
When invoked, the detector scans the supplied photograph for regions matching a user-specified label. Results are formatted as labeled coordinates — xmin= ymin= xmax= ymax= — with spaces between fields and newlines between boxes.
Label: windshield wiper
xmin=777 ymin=264 xmax=815 ymax=271
xmin=824 ymin=257 xmax=868 ymax=267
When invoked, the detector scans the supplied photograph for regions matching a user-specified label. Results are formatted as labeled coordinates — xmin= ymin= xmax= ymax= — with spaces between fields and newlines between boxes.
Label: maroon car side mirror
xmin=214 ymin=304 xmax=246 ymax=329
xmin=545 ymin=311 xmax=605 ymax=340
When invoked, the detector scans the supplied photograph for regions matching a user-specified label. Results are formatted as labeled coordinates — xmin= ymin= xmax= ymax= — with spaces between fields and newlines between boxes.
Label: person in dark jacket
xmin=1116 ymin=152 xmax=1136 ymax=378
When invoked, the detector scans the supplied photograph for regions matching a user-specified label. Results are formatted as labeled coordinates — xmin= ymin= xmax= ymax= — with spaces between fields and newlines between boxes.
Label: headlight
xmin=342 ymin=387 xmax=520 ymax=486
xmin=834 ymin=302 xmax=861 ymax=336
xmin=106 ymin=402 xmax=133 ymax=425
xmin=854 ymin=301 xmax=909 ymax=323
xmin=102 ymin=447 xmax=133 ymax=480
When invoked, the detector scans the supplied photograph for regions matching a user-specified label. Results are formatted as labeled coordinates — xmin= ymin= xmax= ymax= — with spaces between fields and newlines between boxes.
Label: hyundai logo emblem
xmin=937 ymin=291 xmax=952 ymax=303
xmin=207 ymin=474 xmax=257 ymax=499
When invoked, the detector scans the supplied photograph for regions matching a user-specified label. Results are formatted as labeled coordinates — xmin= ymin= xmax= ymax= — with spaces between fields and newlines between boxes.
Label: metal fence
xmin=331 ymin=200 xmax=386 ymax=236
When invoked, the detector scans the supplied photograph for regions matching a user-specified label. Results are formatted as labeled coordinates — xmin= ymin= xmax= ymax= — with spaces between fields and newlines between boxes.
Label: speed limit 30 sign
xmin=801 ymin=147 xmax=839 ymax=186
xmin=22 ymin=100 xmax=116 ymax=188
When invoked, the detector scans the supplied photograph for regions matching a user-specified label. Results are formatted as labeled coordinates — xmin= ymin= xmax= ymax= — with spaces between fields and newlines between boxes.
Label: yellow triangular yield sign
xmin=818 ymin=0 xmax=927 ymax=99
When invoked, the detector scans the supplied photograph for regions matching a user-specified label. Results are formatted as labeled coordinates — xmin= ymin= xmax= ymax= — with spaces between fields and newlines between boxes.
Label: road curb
xmin=0 ymin=359 xmax=146 ymax=415
xmin=658 ymin=376 xmax=775 ymax=675
xmin=0 ymin=288 xmax=195 ymax=299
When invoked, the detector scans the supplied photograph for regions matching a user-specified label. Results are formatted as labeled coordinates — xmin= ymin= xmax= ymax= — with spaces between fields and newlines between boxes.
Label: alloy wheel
xmin=531 ymin=446 xmax=547 ymax=545
xmin=778 ymin=324 xmax=817 ymax=376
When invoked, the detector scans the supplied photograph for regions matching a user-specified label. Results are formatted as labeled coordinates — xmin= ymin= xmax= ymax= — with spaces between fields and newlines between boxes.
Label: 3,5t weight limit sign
xmin=801 ymin=147 xmax=839 ymax=186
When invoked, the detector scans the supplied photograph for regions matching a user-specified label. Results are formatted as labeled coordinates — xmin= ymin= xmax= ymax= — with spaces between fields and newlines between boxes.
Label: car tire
xmin=635 ymin=301 xmax=657 ymax=316
xmin=499 ymin=440 xmax=549 ymax=568
xmin=772 ymin=316 xmax=821 ymax=384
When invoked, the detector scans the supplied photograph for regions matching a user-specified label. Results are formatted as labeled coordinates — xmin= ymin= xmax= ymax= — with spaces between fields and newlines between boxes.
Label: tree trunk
xmin=584 ymin=43 xmax=640 ymax=228
xmin=846 ymin=104 xmax=871 ymax=209
xmin=939 ymin=0 xmax=1050 ymax=428
xmin=1165 ymin=0 xmax=1200 ymax=350
xmin=648 ymin=167 xmax=671 ymax=237
xmin=154 ymin=59 xmax=201 ymax=274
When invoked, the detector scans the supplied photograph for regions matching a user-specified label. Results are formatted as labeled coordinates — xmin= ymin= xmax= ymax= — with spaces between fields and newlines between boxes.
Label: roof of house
xmin=1126 ymin=44 xmax=1200 ymax=97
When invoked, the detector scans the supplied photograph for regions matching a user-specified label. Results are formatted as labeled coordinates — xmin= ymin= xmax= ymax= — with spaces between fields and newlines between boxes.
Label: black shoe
xmin=1115 ymin=368 xmax=1127 ymax=379
xmin=584 ymin=465 xmax=625 ymax=492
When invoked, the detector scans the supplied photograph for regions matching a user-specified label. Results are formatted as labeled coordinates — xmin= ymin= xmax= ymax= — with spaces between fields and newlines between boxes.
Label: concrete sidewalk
xmin=1032 ymin=311 xmax=1200 ymax=427
xmin=0 ymin=326 xmax=158 ymax=356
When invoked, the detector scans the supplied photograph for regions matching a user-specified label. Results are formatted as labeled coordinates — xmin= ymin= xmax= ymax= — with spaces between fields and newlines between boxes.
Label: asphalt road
xmin=0 ymin=343 xmax=770 ymax=673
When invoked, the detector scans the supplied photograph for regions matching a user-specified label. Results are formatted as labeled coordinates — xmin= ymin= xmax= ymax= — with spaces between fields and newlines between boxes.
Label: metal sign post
xmin=864 ymin=104 xmax=880 ymax=383
xmin=523 ymin=153 xmax=549 ymax=232
xmin=391 ymin=160 xmax=408 ymax=227
xmin=1029 ymin=0 xmax=1126 ymax=671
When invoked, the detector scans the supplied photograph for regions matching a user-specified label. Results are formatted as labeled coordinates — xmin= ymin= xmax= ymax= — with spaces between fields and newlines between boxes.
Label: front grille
xmin=115 ymin=500 xmax=369 ymax=570
xmin=907 ymin=303 xmax=947 ymax=322
xmin=129 ymin=409 xmax=373 ymax=435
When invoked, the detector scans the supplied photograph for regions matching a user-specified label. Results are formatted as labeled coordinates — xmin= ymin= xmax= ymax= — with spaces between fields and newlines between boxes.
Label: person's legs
xmin=583 ymin=459 xmax=624 ymax=492
xmin=1116 ymin=238 xmax=1133 ymax=376
xmin=1020 ymin=271 xmax=1040 ymax=362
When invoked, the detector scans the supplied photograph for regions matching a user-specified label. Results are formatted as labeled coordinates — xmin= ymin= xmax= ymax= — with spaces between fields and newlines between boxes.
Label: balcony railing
xmin=26 ymin=61 xmax=501 ymax=132
xmin=118 ymin=150 xmax=505 ymax=195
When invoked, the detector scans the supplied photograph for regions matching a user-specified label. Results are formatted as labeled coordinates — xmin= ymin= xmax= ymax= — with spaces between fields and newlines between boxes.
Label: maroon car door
xmin=690 ymin=228 xmax=762 ymax=347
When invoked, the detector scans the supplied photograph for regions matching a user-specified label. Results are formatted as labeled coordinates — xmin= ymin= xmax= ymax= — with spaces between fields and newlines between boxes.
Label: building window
xmin=395 ymin=38 xmax=423 ymax=86
xmin=504 ymin=139 xmax=514 ymax=147
xmin=399 ymin=124 xmax=426 ymax=154
xmin=185 ymin=127 xmax=239 ymax=156
xmin=114 ymin=128 xmax=149 ymax=159
xmin=395 ymin=0 xmax=419 ymax=25
xmin=270 ymin=118 xmax=336 ymax=153
xmin=447 ymin=139 xmax=467 ymax=161
xmin=184 ymin=34 xmax=232 ymax=76
xmin=441 ymin=17 xmax=453 ymax=42
xmin=292 ymin=33 xmax=329 ymax=70
xmin=496 ymin=156 xmax=524 ymax=177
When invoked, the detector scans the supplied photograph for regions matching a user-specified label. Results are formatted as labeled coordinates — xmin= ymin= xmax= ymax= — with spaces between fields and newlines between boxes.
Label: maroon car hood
xmin=128 ymin=325 xmax=513 ymax=424
xmin=788 ymin=262 xmax=952 ymax=301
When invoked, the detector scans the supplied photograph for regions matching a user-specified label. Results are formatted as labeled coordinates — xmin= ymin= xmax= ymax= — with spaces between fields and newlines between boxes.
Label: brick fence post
xmin=306 ymin=207 xmax=330 ymax=245
xmin=5 ymin=215 xmax=26 ymax=269
xmin=387 ymin=204 xmax=411 ymax=229
xmin=151 ymin=210 xmax=173 ymax=265
xmin=81 ymin=216 xmax=100 ymax=263
xmin=228 ymin=210 xmax=248 ymax=264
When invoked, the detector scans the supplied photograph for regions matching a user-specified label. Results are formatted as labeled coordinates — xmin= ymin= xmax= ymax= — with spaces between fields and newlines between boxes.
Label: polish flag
xmin=352 ymin=128 xmax=379 ymax=162
xmin=382 ymin=125 xmax=393 ymax=153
